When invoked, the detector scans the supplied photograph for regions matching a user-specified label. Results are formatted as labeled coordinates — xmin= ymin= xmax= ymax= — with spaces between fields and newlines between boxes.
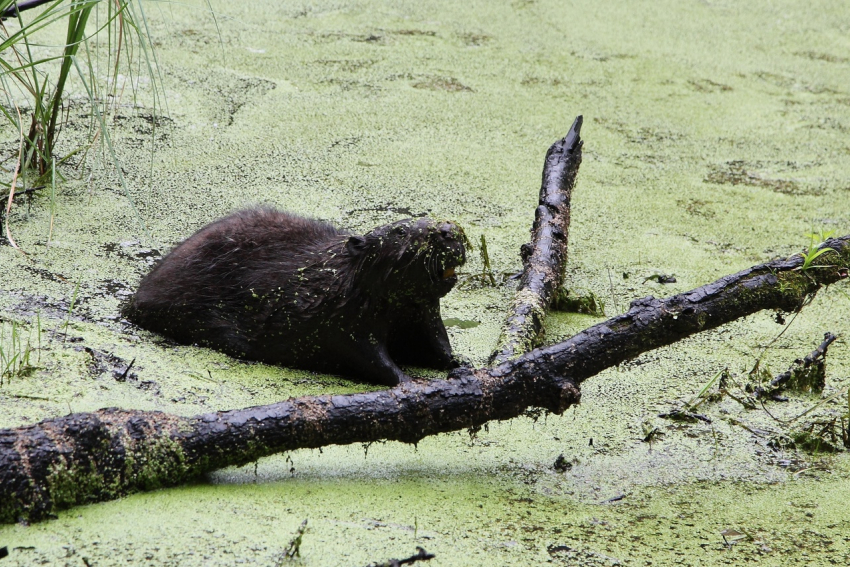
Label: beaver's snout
xmin=436 ymin=221 xmax=466 ymax=256
xmin=428 ymin=221 xmax=466 ymax=285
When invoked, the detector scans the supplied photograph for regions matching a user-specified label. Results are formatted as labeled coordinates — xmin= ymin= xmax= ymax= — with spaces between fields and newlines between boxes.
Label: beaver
xmin=122 ymin=208 xmax=467 ymax=386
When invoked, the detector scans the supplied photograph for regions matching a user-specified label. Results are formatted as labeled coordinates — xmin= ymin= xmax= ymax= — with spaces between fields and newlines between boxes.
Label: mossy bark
xmin=489 ymin=117 xmax=583 ymax=365
xmin=1 ymin=236 xmax=847 ymax=524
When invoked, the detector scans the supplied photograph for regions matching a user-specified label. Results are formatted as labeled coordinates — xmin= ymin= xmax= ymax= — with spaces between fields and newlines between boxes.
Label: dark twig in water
xmin=1 ymin=234 xmax=847 ymax=523
xmin=0 ymin=185 xmax=44 ymax=203
xmin=490 ymin=117 xmax=583 ymax=365
xmin=116 ymin=358 xmax=135 ymax=382
xmin=753 ymin=332 xmax=837 ymax=398
xmin=365 ymin=546 xmax=435 ymax=567
xmin=600 ymin=493 xmax=626 ymax=504
xmin=658 ymin=410 xmax=712 ymax=424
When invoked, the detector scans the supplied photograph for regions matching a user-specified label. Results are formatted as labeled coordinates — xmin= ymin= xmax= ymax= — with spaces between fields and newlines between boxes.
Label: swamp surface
xmin=1 ymin=0 xmax=850 ymax=565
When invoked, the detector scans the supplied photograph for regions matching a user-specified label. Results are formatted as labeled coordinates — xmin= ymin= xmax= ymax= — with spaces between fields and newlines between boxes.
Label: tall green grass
xmin=0 ymin=0 xmax=163 ymax=244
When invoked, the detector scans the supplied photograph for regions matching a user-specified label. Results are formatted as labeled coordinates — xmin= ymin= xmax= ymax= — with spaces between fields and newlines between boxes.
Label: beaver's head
xmin=346 ymin=217 xmax=467 ymax=299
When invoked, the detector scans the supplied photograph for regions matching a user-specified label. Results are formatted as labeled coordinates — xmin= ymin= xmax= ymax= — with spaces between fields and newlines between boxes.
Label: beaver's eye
xmin=394 ymin=226 xmax=407 ymax=236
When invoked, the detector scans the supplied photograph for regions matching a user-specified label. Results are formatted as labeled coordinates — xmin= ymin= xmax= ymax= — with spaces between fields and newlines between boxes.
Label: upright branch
xmin=490 ymin=116 xmax=583 ymax=365
xmin=1 ymin=235 xmax=847 ymax=524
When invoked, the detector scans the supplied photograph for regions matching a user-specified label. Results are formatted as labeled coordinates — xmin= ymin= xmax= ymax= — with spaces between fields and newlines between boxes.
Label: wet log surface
xmin=489 ymin=116 xmax=583 ymax=365
xmin=2 ymin=235 xmax=848 ymax=523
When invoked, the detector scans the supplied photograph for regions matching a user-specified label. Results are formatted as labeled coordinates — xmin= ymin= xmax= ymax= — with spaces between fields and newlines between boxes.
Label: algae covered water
xmin=1 ymin=0 xmax=850 ymax=564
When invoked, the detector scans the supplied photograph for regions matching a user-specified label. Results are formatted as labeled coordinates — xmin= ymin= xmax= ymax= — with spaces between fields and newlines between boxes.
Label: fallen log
xmin=489 ymin=116 xmax=583 ymax=365
xmin=2 ymin=235 xmax=847 ymax=523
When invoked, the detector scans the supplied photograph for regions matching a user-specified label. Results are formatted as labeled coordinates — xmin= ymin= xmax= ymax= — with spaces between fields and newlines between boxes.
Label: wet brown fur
xmin=123 ymin=208 xmax=466 ymax=385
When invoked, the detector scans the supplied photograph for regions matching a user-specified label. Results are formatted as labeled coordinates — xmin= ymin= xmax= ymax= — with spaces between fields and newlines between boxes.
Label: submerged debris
xmin=275 ymin=519 xmax=307 ymax=562
xmin=551 ymin=288 xmax=606 ymax=316
xmin=751 ymin=332 xmax=836 ymax=398
xmin=660 ymin=333 xmax=848 ymax=456
xmin=553 ymin=453 xmax=574 ymax=472
xmin=643 ymin=273 xmax=677 ymax=284
xmin=364 ymin=546 xmax=435 ymax=567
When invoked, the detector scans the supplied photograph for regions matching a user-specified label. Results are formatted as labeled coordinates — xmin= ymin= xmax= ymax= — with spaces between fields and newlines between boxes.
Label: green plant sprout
xmin=0 ymin=318 xmax=38 ymax=385
xmin=684 ymin=368 xmax=725 ymax=412
xmin=478 ymin=233 xmax=497 ymax=286
xmin=61 ymin=274 xmax=81 ymax=341
xmin=799 ymin=228 xmax=836 ymax=272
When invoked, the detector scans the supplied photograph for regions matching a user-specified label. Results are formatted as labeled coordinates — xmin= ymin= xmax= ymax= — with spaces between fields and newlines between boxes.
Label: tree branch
xmin=490 ymin=116 xmax=583 ymax=365
xmin=2 ymin=236 xmax=847 ymax=523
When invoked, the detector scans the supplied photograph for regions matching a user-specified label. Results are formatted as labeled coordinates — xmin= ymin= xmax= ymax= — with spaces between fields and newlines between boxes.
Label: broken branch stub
xmin=490 ymin=116 xmax=584 ymax=365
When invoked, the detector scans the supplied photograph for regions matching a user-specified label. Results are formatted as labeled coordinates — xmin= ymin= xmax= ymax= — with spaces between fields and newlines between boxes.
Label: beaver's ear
xmin=346 ymin=235 xmax=368 ymax=254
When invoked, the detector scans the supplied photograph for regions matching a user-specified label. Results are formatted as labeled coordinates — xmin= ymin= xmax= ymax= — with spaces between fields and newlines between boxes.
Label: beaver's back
xmin=123 ymin=209 xmax=344 ymax=356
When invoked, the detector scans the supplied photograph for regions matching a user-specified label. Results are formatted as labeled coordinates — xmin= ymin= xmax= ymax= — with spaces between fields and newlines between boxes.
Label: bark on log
xmin=2 ymin=237 xmax=848 ymax=524
xmin=489 ymin=117 xmax=583 ymax=365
